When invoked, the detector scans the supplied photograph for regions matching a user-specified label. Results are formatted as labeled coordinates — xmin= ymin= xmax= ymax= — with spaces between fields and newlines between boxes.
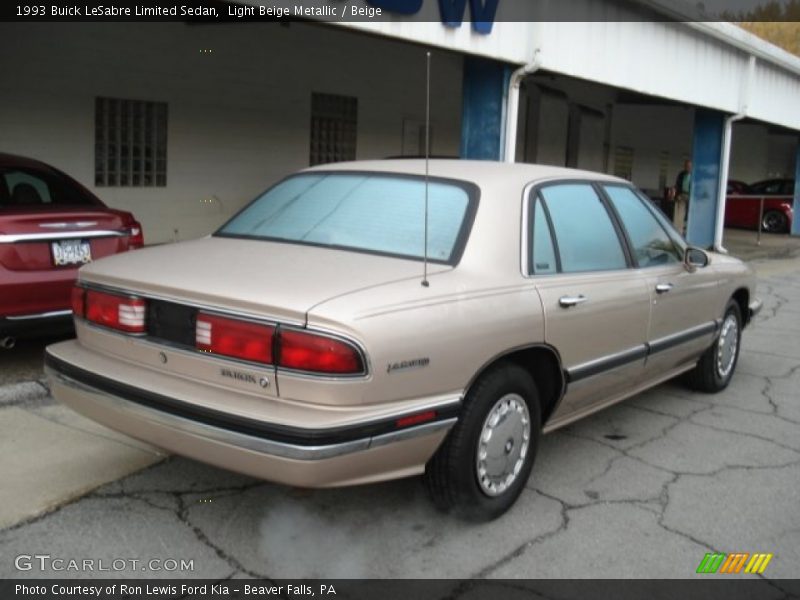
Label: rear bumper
xmin=0 ymin=262 xmax=76 ymax=333
xmin=0 ymin=310 xmax=73 ymax=339
xmin=45 ymin=345 xmax=458 ymax=488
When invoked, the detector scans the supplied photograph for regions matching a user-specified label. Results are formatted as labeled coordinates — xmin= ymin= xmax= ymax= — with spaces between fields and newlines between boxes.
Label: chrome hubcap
xmin=476 ymin=393 xmax=531 ymax=497
xmin=716 ymin=314 xmax=739 ymax=379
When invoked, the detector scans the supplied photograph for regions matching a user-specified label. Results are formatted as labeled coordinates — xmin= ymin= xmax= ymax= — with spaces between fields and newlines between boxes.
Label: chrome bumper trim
xmin=0 ymin=230 xmax=128 ymax=243
xmin=46 ymin=365 xmax=457 ymax=461
xmin=5 ymin=309 xmax=73 ymax=321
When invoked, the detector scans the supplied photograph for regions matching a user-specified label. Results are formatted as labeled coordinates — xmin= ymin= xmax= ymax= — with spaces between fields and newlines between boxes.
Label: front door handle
xmin=559 ymin=295 xmax=587 ymax=308
xmin=655 ymin=283 xmax=674 ymax=294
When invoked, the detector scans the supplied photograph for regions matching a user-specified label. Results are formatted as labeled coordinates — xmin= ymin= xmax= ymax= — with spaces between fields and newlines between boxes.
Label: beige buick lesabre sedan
xmin=46 ymin=160 xmax=761 ymax=520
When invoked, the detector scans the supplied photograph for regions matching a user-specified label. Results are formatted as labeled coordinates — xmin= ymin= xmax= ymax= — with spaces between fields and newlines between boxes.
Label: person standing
xmin=673 ymin=159 xmax=692 ymax=234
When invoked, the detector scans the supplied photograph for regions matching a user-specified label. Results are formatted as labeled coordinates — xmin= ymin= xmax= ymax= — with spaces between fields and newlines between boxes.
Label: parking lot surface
xmin=0 ymin=232 xmax=798 ymax=587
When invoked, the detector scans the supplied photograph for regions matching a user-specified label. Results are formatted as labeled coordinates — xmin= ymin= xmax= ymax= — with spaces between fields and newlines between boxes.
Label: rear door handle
xmin=655 ymin=283 xmax=674 ymax=294
xmin=559 ymin=295 xmax=587 ymax=308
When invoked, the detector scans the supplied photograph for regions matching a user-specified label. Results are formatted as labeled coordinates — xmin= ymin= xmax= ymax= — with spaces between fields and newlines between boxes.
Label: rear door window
xmin=538 ymin=183 xmax=628 ymax=273
xmin=529 ymin=198 xmax=558 ymax=274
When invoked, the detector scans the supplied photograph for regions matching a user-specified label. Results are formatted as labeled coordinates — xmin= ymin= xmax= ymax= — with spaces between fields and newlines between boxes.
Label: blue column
xmin=793 ymin=139 xmax=800 ymax=237
xmin=460 ymin=56 xmax=512 ymax=160
xmin=686 ymin=109 xmax=725 ymax=248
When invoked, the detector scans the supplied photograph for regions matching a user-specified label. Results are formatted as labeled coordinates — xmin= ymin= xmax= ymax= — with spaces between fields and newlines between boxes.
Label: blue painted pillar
xmin=686 ymin=109 xmax=725 ymax=248
xmin=792 ymin=139 xmax=800 ymax=237
xmin=460 ymin=56 xmax=512 ymax=160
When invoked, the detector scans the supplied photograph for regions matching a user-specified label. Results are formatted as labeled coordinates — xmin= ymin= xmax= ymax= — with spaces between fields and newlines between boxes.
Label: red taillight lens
xmin=196 ymin=313 xmax=274 ymax=364
xmin=85 ymin=290 xmax=146 ymax=333
xmin=71 ymin=285 xmax=85 ymax=318
xmin=278 ymin=329 xmax=363 ymax=375
xmin=128 ymin=220 xmax=144 ymax=249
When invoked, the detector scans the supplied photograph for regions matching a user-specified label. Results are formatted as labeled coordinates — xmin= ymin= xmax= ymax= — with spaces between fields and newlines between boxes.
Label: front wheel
xmin=424 ymin=362 xmax=541 ymax=521
xmin=685 ymin=300 xmax=742 ymax=393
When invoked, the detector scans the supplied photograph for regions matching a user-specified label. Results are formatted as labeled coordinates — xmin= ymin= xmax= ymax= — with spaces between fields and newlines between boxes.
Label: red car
xmin=725 ymin=178 xmax=794 ymax=233
xmin=1 ymin=153 xmax=143 ymax=347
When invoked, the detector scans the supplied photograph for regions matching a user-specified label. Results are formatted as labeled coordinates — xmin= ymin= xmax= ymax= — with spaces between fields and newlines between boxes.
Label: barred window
xmin=309 ymin=93 xmax=357 ymax=166
xmin=95 ymin=97 xmax=167 ymax=187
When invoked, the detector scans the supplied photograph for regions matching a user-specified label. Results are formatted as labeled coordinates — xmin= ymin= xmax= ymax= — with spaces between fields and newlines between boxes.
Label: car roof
xmin=303 ymin=159 xmax=627 ymax=188
xmin=0 ymin=152 xmax=56 ymax=170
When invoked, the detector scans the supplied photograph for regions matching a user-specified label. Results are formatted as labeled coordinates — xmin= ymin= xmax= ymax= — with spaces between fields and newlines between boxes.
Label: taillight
xmin=71 ymin=285 xmax=86 ymax=317
xmin=194 ymin=314 xmax=364 ymax=375
xmin=278 ymin=329 xmax=364 ymax=375
xmin=128 ymin=220 xmax=144 ymax=249
xmin=196 ymin=313 xmax=275 ymax=364
xmin=85 ymin=289 xmax=146 ymax=333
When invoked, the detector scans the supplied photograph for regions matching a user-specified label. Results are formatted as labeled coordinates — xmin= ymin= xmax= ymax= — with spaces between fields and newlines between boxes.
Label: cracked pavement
xmin=0 ymin=257 xmax=799 ymax=588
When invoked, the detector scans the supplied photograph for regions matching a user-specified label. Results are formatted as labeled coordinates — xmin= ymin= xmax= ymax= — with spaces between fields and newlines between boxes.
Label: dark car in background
xmin=0 ymin=153 xmax=144 ymax=347
xmin=725 ymin=178 xmax=794 ymax=233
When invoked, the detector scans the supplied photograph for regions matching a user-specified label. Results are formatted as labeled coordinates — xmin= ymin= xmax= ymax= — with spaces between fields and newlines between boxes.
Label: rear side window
xmin=0 ymin=167 xmax=94 ymax=208
xmin=217 ymin=173 xmax=476 ymax=264
xmin=538 ymin=183 xmax=627 ymax=273
xmin=530 ymin=199 xmax=558 ymax=274
xmin=604 ymin=185 xmax=682 ymax=267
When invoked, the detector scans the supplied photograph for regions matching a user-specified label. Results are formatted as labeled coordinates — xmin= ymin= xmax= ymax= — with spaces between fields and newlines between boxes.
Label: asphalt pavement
xmin=0 ymin=229 xmax=798 ymax=587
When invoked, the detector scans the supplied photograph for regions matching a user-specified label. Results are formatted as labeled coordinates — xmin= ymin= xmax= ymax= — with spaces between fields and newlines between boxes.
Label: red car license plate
xmin=52 ymin=239 xmax=92 ymax=266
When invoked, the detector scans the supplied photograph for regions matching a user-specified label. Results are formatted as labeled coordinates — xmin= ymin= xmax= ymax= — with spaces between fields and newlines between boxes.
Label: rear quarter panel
xmin=287 ymin=271 xmax=546 ymax=406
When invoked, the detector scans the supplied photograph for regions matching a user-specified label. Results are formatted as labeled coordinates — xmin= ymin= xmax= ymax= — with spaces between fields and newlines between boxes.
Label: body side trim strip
xmin=565 ymin=320 xmax=719 ymax=383
xmin=647 ymin=321 xmax=718 ymax=355
xmin=566 ymin=344 xmax=648 ymax=383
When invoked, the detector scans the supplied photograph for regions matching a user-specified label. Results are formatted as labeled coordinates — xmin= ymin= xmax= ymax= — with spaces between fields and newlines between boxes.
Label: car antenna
xmin=422 ymin=50 xmax=431 ymax=288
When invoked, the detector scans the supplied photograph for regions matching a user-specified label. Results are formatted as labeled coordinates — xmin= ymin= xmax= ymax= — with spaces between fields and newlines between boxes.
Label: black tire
xmin=685 ymin=300 xmax=742 ymax=393
xmin=424 ymin=362 xmax=542 ymax=521
xmin=761 ymin=210 xmax=789 ymax=234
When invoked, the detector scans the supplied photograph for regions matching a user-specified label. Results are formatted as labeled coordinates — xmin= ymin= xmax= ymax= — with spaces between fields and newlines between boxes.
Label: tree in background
xmin=722 ymin=1 xmax=800 ymax=57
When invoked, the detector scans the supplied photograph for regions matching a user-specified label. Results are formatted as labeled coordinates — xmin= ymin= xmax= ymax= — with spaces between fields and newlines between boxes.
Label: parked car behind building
xmin=725 ymin=178 xmax=794 ymax=233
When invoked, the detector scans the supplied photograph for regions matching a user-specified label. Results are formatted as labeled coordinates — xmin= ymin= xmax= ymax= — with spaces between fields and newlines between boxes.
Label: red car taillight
xmin=71 ymin=285 xmax=86 ymax=318
xmin=278 ymin=329 xmax=364 ymax=374
xmin=85 ymin=289 xmax=146 ymax=333
xmin=196 ymin=313 xmax=275 ymax=364
xmin=128 ymin=220 xmax=144 ymax=249
xmin=195 ymin=314 xmax=364 ymax=375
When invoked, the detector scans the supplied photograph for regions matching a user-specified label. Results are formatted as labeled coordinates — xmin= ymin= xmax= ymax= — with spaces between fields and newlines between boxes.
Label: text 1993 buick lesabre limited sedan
xmin=45 ymin=160 xmax=761 ymax=520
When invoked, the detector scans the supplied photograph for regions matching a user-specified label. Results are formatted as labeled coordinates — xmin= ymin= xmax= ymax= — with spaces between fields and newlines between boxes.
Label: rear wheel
xmin=686 ymin=300 xmax=742 ymax=392
xmin=762 ymin=210 xmax=788 ymax=233
xmin=424 ymin=362 xmax=541 ymax=521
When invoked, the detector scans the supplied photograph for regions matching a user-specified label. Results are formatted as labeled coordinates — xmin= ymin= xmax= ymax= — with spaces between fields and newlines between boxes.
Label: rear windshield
xmin=216 ymin=172 xmax=477 ymax=264
xmin=0 ymin=167 xmax=97 ymax=209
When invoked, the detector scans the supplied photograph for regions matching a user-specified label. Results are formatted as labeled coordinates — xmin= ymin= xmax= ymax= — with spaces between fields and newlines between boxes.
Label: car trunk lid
xmin=0 ymin=207 xmax=132 ymax=271
xmin=78 ymin=235 xmax=449 ymax=325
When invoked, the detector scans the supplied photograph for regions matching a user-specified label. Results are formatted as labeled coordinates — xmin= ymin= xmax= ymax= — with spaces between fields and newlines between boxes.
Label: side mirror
xmin=684 ymin=247 xmax=709 ymax=272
